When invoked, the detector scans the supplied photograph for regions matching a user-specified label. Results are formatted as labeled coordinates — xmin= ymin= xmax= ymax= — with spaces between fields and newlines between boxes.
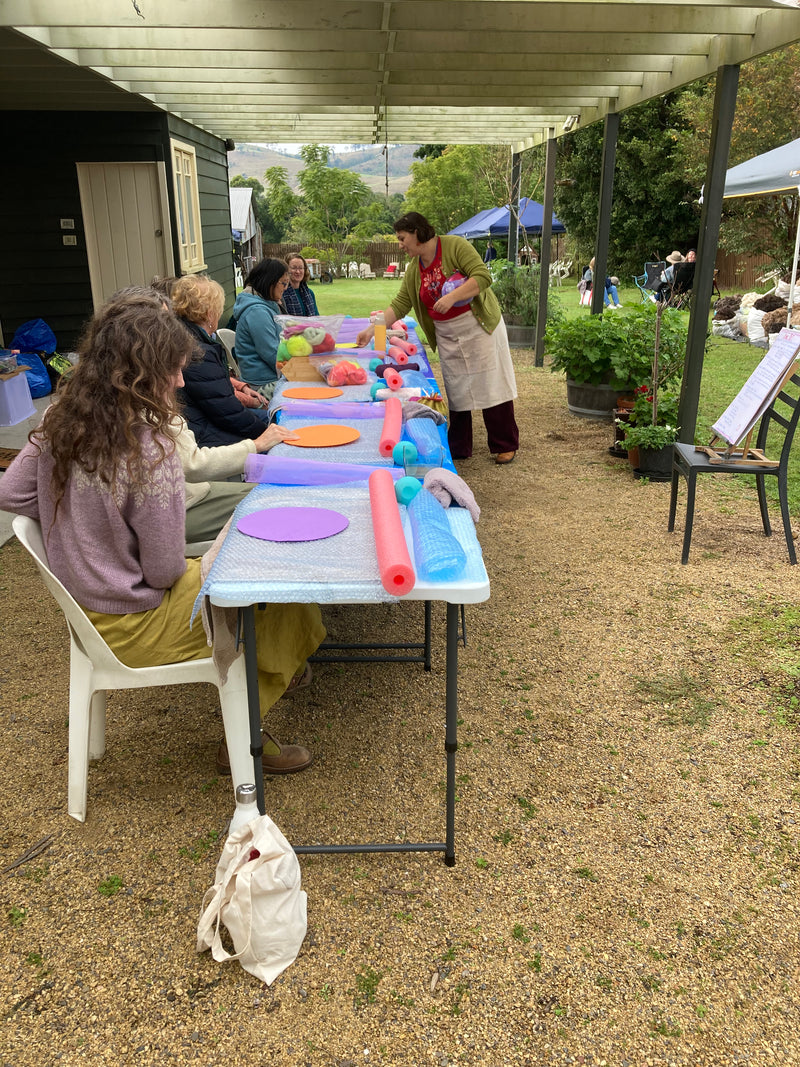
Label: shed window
xmin=171 ymin=140 xmax=206 ymax=272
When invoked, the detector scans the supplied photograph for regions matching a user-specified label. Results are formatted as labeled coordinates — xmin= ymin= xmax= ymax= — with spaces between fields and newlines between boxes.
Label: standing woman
xmin=283 ymin=254 xmax=320 ymax=316
xmin=229 ymin=257 xmax=290 ymax=401
xmin=356 ymin=212 xmax=519 ymax=464
xmin=0 ymin=297 xmax=324 ymax=775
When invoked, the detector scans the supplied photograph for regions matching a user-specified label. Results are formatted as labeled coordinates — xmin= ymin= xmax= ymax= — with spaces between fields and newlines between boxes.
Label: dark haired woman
xmin=0 ymin=296 xmax=324 ymax=775
xmin=357 ymin=211 xmax=519 ymax=464
xmin=230 ymin=257 xmax=291 ymax=400
xmin=283 ymin=254 xmax=320 ymax=316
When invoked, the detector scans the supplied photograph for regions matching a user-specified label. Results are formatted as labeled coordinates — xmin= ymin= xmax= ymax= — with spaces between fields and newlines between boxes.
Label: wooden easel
xmin=694 ymin=431 xmax=778 ymax=467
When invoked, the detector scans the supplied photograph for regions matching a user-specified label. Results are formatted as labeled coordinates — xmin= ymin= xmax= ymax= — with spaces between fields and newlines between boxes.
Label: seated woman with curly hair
xmin=0 ymin=295 xmax=324 ymax=774
xmin=173 ymin=274 xmax=271 ymax=447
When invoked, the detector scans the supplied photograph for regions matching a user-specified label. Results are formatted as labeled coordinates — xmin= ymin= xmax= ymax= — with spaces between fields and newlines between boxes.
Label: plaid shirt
xmin=282 ymin=282 xmax=318 ymax=316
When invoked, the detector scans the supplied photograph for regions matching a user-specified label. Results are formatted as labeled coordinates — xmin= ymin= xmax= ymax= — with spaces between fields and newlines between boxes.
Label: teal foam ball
xmin=370 ymin=380 xmax=384 ymax=399
xmin=369 ymin=358 xmax=383 ymax=372
xmin=392 ymin=441 xmax=418 ymax=466
xmin=395 ymin=476 xmax=422 ymax=505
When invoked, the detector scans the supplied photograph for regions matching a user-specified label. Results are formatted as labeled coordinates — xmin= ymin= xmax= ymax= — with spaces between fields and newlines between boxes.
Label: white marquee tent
xmin=723 ymin=138 xmax=800 ymax=322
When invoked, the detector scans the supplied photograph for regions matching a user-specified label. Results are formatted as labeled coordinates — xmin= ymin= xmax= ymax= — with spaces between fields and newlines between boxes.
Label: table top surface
xmin=201 ymin=483 xmax=489 ymax=609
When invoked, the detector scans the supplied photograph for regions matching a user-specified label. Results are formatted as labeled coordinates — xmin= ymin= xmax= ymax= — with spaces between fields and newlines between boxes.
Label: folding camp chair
xmin=633 ymin=261 xmax=666 ymax=303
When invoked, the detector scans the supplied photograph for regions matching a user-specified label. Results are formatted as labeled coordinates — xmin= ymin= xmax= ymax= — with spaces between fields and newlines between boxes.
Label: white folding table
xmin=198 ymin=482 xmax=489 ymax=865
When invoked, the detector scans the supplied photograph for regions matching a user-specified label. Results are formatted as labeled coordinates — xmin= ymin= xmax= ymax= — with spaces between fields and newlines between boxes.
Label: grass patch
xmin=634 ymin=670 xmax=715 ymax=729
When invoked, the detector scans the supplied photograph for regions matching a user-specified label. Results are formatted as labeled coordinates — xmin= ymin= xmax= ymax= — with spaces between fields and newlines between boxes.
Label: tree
xmin=552 ymin=94 xmax=699 ymax=277
xmin=287 ymin=145 xmax=374 ymax=272
xmin=413 ymin=144 xmax=446 ymax=160
xmin=674 ymin=45 xmax=800 ymax=266
xmin=230 ymin=174 xmax=281 ymax=242
xmin=263 ymin=165 xmax=299 ymax=237
xmin=403 ymin=144 xmax=544 ymax=238
xmin=403 ymin=145 xmax=493 ymax=233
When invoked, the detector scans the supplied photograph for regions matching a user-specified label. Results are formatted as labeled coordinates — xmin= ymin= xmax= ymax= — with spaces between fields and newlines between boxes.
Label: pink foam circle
xmin=237 ymin=507 xmax=349 ymax=543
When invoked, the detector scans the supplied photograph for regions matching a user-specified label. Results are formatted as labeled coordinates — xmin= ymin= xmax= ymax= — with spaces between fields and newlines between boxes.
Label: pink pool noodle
xmin=392 ymin=337 xmax=417 ymax=357
xmin=378 ymin=396 xmax=403 ymax=458
xmin=387 ymin=345 xmax=409 ymax=366
xmin=368 ymin=469 xmax=415 ymax=596
xmin=244 ymin=454 xmax=402 ymax=485
xmin=384 ymin=366 xmax=403 ymax=390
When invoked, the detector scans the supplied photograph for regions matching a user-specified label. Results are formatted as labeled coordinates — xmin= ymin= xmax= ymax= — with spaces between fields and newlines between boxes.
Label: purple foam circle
xmin=237 ymin=506 xmax=350 ymax=543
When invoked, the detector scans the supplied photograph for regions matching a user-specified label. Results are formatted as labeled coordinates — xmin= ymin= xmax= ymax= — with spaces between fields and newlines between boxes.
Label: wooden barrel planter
xmin=504 ymin=316 xmax=537 ymax=348
xmin=566 ymin=379 xmax=623 ymax=419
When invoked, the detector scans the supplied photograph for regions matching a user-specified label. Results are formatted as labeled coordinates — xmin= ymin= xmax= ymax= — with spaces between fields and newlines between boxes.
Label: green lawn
xmin=310 ymin=277 xmax=406 ymax=319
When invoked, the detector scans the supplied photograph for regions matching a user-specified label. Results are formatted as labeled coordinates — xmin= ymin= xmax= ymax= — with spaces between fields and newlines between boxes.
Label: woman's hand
xmin=253 ymin=423 xmax=299 ymax=452
xmin=356 ymin=324 xmax=375 ymax=347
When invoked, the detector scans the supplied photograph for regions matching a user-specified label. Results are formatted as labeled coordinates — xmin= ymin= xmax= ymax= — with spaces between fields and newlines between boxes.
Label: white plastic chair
xmin=12 ymin=515 xmax=253 ymax=822
xmin=216 ymin=328 xmax=241 ymax=376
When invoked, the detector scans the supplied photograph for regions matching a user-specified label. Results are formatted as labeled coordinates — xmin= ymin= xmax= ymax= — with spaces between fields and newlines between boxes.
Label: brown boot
xmin=216 ymin=729 xmax=312 ymax=776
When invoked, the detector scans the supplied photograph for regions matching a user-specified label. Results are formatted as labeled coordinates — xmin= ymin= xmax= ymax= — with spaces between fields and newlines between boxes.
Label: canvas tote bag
xmin=197 ymin=814 xmax=307 ymax=985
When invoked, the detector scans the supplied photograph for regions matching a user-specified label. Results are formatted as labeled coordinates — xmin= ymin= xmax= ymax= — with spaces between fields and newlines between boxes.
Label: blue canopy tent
xmin=448 ymin=206 xmax=507 ymax=239
xmin=448 ymin=198 xmax=565 ymax=238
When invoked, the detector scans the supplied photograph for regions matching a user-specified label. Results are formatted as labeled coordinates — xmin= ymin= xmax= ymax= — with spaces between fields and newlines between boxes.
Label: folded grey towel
xmin=422 ymin=468 xmax=480 ymax=522
xmin=402 ymin=400 xmax=447 ymax=426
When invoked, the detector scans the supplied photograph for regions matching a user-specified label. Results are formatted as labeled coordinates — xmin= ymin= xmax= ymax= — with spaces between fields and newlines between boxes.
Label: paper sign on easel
xmin=711 ymin=328 xmax=800 ymax=447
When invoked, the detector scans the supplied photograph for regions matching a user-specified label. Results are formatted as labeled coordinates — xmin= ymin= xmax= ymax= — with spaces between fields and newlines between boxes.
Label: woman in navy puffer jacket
xmin=173 ymin=275 xmax=268 ymax=448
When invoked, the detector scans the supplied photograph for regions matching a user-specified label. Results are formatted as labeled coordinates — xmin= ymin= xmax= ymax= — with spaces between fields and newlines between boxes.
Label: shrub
xmin=546 ymin=304 xmax=687 ymax=388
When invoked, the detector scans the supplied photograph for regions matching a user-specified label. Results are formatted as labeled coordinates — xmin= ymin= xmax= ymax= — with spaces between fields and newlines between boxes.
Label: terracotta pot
xmin=627 ymin=445 xmax=640 ymax=469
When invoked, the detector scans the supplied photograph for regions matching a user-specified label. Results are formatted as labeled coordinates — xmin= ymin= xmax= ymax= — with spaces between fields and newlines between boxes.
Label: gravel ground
xmin=2 ymin=350 xmax=799 ymax=1066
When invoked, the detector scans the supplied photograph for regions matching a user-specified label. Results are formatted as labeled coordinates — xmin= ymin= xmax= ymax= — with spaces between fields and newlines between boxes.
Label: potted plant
xmin=620 ymin=305 xmax=681 ymax=479
xmin=546 ymin=304 xmax=687 ymax=417
xmin=492 ymin=259 xmax=562 ymax=347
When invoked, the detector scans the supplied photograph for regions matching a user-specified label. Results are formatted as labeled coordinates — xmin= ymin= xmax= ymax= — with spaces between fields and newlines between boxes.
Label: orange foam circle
xmin=288 ymin=424 xmax=361 ymax=448
xmin=282 ymin=386 xmax=344 ymax=400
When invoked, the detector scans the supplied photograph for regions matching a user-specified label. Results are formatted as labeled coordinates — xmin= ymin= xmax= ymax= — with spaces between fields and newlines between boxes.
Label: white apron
xmin=433 ymin=312 xmax=517 ymax=412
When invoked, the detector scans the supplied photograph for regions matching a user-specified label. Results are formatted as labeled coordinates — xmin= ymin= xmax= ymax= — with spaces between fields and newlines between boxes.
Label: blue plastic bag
xmin=11 ymin=319 xmax=56 ymax=398
xmin=12 ymin=319 xmax=57 ymax=354
xmin=14 ymin=352 xmax=52 ymax=398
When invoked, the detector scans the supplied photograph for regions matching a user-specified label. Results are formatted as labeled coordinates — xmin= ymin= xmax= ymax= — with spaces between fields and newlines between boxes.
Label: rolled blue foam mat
xmin=407 ymin=487 xmax=467 ymax=581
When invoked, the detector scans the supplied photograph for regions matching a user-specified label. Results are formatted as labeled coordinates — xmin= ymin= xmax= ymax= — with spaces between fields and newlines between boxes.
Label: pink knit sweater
xmin=0 ymin=431 xmax=187 ymax=614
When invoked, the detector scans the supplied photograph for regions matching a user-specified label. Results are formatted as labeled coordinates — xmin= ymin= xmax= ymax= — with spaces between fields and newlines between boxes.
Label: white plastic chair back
xmin=12 ymin=515 xmax=251 ymax=822
xmin=217 ymin=328 xmax=241 ymax=376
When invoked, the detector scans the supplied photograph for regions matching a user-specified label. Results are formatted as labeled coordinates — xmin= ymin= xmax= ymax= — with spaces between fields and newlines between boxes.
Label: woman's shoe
xmin=495 ymin=451 xmax=516 ymax=465
xmin=215 ymin=729 xmax=313 ymax=775
xmin=280 ymin=662 xmax=312 ymax=697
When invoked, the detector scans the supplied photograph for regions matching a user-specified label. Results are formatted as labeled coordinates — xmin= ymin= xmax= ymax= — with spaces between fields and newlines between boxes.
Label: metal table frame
xmin=236 ymin=598 xmax=464 ymax=864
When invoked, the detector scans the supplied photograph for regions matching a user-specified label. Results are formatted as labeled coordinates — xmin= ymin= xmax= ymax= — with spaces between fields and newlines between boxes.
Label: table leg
xmin=240 ymin=606 xmax=266 ymax=814
xmin=445 ymin=602 xmax=459 ymax=866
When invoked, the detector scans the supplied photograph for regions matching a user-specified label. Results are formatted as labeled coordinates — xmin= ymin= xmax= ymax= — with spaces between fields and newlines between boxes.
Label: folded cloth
xmin=423 ymin=467 xmax=480 ymax=523
xmin=199 ymin=516 xmax=240 ymax=683
xmin=402 ymin=400 xmax=447 ymax=426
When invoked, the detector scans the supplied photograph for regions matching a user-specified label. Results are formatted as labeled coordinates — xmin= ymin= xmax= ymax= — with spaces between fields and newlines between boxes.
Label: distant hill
xmin=228 ymin=143 xmax=418 ymax=196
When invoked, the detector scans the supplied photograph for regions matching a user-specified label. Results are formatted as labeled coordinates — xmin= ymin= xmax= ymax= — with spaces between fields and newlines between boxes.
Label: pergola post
xmin=535 ymin=131 xmax=557 ymax=367
xmin=679 ymin=63 xmax=740 ymax=442
xmin=509 ymin=151 xmax=521 ymax=265
xmin=591 ymin=112 xmax=619 ymax=315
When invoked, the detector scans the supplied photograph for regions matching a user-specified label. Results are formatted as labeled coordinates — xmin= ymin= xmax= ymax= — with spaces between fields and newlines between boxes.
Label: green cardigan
xmin=390 ymin=235 xmax=502 ymax=351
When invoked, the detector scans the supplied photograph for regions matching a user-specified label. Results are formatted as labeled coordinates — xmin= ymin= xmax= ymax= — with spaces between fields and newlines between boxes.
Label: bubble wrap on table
xmin=271 ymin=415 xmax=393 ymax=466
xmin=195 ymin=484 xmax=487 ymax=612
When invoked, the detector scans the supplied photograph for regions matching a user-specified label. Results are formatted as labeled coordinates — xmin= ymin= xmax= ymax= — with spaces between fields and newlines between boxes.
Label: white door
xmin=76 ymin=162 xmax=172 ymax=310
